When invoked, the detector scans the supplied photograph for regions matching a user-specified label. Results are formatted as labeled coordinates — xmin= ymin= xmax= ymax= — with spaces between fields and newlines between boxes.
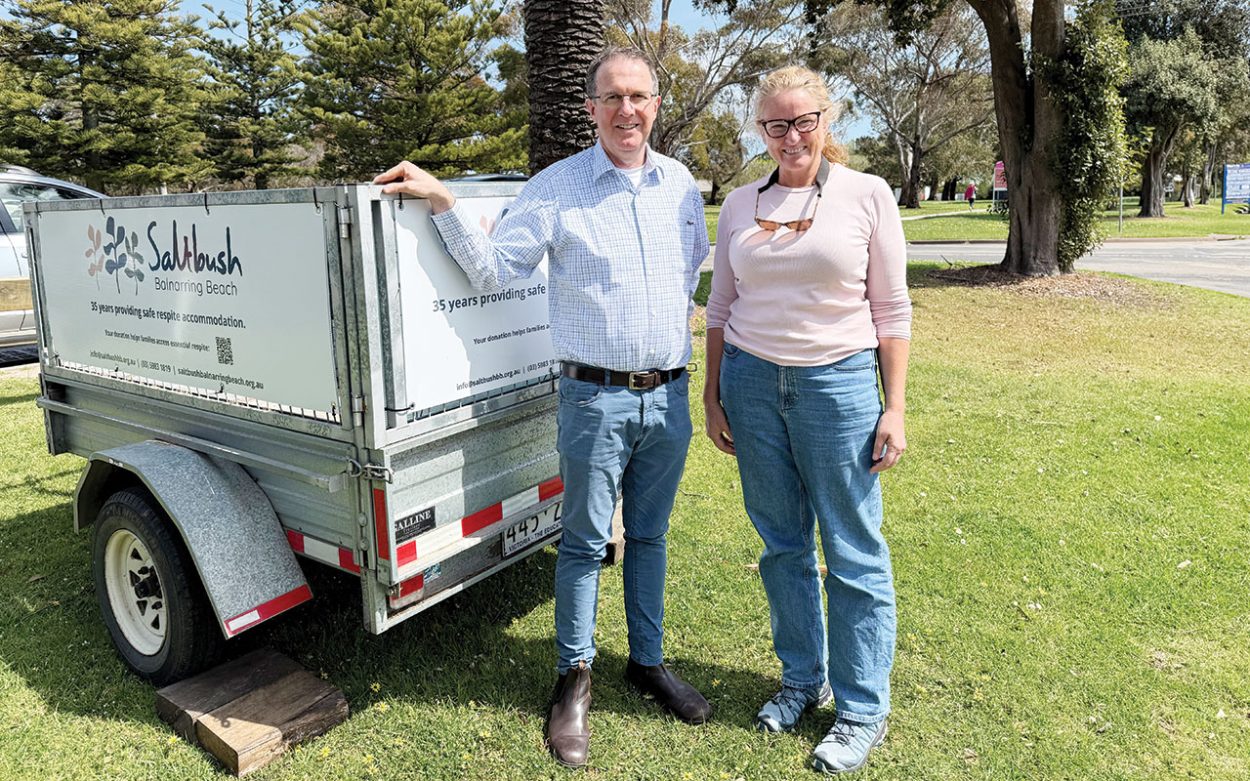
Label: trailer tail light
xmin=388 ymin=572 xmax=426 ymax=611
xmin=372 ymin=487 xmax=389 ymax=562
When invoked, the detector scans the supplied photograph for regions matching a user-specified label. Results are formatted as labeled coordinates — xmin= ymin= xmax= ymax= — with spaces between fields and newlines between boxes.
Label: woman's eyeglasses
xmin=757 ymin=111 xmax=822 ymax=139
xmin=754 ymin=189 xmax=820 ymax=232
xmin=753 ymin=154 xmax=827 ymax=232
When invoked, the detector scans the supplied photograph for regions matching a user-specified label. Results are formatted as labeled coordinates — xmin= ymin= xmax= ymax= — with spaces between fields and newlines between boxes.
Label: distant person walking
xmin=964 ymin=183 xmax=976 ymax=209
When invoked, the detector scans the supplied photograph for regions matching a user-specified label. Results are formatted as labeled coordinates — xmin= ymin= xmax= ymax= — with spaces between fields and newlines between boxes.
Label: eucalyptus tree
xmin=1118 ymin=0 xmax=1250 ymax=216
xmin=607 ymin=0 xmax=804 ymax=158
xmin=815 ymin=2 xmax=993 ymax=208
xmin=783 ymin=0 xmax=1130 ymax=275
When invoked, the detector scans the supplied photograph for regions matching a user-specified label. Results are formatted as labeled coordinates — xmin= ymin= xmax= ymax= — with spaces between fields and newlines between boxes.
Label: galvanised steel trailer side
xmin=27 ymin=184 xmax=563 ymax=684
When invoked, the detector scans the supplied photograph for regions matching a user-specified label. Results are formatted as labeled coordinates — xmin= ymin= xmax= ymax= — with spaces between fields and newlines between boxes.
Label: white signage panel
xmin=1226 ymin=163 xmax=1250 ymax=201
xmin=36 ymin=202 xmax=339 ymax=413
xmin=392 ymin=197 xmax=555 ymax=411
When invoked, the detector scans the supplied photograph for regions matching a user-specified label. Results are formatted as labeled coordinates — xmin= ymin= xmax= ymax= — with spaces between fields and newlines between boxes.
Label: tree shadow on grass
xmin=906 ymin=260 xmax=1004 ymax=291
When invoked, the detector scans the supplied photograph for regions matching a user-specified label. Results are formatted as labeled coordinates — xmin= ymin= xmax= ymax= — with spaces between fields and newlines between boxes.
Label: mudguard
xmin=75 ymin=440 xmax=311 ymax=639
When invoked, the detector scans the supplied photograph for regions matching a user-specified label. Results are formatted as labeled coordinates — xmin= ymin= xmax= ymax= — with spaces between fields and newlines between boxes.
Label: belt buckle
xmin=627 ymin=371 xmax=653 ymax=390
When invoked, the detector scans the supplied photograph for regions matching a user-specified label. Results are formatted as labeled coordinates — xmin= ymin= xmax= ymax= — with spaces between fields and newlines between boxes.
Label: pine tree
xmin=300 ymin=0 xmax=527 ymax=180
xmin=0 ymin=0 xmax=211 ymax=193
xmin=199 ymin=0 xmax=308 ymax=190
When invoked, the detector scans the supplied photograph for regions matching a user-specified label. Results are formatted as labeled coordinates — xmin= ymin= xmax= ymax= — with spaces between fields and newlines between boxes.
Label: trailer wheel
xmin=92 ymin=487 xmax=222 ymax=685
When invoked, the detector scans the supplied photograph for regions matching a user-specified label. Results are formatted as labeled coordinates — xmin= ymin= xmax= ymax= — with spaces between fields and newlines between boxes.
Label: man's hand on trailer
xmin=373 ymin=161 xmax=456 ymax=214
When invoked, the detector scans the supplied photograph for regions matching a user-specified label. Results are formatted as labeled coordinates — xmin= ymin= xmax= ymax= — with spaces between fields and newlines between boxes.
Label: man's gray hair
xmin=584 ymin=46 xmax=660 ymax=97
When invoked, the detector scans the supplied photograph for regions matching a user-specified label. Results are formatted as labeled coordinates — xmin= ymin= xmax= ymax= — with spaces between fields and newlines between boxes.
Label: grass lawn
xmin=2 ymin=265 xmax=1249 ymax=780
xmin=705 ymin=197 xmax=1250 ymax=243
xmin=902 ymin=198 xmax=1250 ymax=242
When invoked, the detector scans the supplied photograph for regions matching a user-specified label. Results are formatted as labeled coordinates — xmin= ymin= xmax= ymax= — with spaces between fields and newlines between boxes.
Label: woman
xmin=703 ymin=65 xmax=911 ymax=775
xmin=965 ymin=182 xmax=977 ymax=209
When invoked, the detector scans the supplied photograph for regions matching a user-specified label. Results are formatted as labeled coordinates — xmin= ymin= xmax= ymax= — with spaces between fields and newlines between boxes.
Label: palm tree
xmin=523 ymin=0 xmax=605 ymax=173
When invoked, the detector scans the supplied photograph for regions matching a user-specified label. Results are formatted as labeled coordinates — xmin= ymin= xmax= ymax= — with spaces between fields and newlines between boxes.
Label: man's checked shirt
xmin=429 ymin=142 xmax=710 ymax=372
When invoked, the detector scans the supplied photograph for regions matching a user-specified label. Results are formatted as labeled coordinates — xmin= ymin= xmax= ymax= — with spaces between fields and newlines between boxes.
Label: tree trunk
xmin=523 ymin=0 xmax=604 ymax=174
xmin=971 ymin=0 xmax=1065 ymax=275
xmin=79 ymin=49 xmax=103 ymax=192
xmin=1199 ymin=139 xmax=1218 ymax=205
xmin=942 ymin=176 xmax=958 ymax=201
xmin=894 ymin=138 xmax=913 ymax=206
xmin=903 ymin=142 xmax=923 ymax=209
xmin=1181 ymin=166 xmax=1194 ymax=208
xmin=1138 ymin=126 xmax=1178 ymax=218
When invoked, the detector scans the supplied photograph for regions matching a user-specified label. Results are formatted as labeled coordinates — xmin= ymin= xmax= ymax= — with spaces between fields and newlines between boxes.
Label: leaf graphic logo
xmin=85 ymin=217 xmax=146 ymax=294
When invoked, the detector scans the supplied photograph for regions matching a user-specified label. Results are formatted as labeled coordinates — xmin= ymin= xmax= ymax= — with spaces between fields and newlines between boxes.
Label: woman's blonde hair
xmin=753 ymin=65 xmax=849 ymax=166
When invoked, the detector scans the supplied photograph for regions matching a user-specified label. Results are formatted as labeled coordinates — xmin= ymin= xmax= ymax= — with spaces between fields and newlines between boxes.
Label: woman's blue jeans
xmin=553 ymin=373 xmax=692 ymax=673
xmin=720 ymin=344 xmax=896 ymax=724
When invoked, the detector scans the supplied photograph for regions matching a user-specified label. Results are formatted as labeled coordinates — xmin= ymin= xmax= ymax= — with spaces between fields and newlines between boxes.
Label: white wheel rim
xmin=103 ymin=529 xmax=167 ymax=656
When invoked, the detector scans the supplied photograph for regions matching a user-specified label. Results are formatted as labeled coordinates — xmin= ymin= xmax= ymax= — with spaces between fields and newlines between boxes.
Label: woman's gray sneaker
xmin=754 ymin=681 xmax=833 ymax=733
xmin=810 ymin=719 xmax=887 ymax=774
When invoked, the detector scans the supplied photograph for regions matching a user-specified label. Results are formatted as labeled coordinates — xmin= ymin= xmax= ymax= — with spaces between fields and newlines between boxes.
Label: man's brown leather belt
xmin=561 ymin=362 xmax=685 ymax=390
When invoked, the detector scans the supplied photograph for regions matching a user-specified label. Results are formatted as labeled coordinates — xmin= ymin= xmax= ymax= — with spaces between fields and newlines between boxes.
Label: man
xmin=374 ymin=46 xmax=712 ymax=768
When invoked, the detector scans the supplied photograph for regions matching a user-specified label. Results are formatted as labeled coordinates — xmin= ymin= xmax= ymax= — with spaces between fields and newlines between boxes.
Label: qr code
xmin=216 ymin=336 xmax=233 ymax=365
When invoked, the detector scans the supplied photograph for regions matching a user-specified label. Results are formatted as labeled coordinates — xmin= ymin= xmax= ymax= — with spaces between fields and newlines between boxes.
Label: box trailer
xmin=27 ymin=184 xmax=565 ymax=684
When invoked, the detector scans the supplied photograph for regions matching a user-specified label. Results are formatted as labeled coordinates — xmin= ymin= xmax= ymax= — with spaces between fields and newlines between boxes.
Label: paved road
xmin=907 ymin=239 xmax=1250 ymax=297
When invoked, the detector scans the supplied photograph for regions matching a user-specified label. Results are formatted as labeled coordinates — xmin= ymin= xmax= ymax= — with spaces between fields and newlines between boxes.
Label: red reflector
xmin=399 ymin=573 xmax=424 ymax=597
xmin=373 ymin=488 xmax=389 ymax=561
xmin=461 ymin=503 xmax=503 ymax=536
xmin=338 ymin=548 xmax=361 ymax=574
xmin=223 ymin=584 xmax=313 ymax=637
xmin=396 ymin=541 xmax=417 ymax=566
xmin=285 ymin=529 xmax=304 ymax=553
xmin=539 ymin=476 xmax=564 ymax=501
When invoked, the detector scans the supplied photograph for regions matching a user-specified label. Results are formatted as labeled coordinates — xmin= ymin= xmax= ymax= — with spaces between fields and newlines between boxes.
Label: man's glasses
xmin=590 ymin=92 xmax=656 ymax=108
xmin=757 ymin=111 xmax=822 ymax=139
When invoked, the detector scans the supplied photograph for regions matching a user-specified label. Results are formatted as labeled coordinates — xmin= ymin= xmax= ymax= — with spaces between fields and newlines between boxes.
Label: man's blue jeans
xmin=719 ymin=344 xmax=896 ymax=724
xmin=553 ymin=373 xmax=692 ymax=673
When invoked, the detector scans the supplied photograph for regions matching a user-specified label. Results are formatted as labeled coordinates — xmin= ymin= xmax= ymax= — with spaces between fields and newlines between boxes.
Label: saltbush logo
xmin=86 ymin=215 xmax=244 ymax=294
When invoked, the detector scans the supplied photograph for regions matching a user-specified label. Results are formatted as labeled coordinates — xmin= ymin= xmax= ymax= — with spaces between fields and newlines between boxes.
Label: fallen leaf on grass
xmin=27 ymin=574 xmax=44 ymax=583
xmin=962 ymin=748 xmax=978 ymax=763
xmin=1176 ymin=560 xmax=1192 ymax=570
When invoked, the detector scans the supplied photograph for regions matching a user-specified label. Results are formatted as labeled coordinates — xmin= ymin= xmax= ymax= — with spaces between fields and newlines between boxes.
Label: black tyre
xmin=92 ymin=487 xmax=222 ymax=685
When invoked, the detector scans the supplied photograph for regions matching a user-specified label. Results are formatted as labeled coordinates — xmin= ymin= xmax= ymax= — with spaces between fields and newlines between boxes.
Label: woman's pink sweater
xmin=705 ymin=164 xmax=912 ymax=366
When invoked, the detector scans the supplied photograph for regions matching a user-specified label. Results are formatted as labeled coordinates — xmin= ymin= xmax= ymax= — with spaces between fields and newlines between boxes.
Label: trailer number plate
xmin=502 ymin=503 xmax=562 ymax=558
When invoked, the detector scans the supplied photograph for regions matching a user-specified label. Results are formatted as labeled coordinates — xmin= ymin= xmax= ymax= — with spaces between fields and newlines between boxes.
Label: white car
xmin=0 ymin=166 xmax=105 ymax=346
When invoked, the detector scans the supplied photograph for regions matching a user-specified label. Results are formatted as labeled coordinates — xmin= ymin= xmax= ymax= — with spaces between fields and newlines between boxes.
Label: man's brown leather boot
xmin=546 ymin=661 xmax=591 ymax=768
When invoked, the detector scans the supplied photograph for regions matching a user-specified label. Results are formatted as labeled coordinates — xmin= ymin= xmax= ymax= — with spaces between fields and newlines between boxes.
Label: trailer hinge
xmin=362 ymin=463 xmax=393 ymax=483
xmin=338 ymin=205 xmax=353 ymax=239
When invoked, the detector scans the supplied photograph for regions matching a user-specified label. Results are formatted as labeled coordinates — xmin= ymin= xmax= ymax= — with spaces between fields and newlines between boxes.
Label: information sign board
xmin=35 ymin=202 xmax=339 ymax=413
xmin=392 ymin=197 xmax=556 ymax=412
xmin=1223 ymin=163 xmax=1250 ymax=213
